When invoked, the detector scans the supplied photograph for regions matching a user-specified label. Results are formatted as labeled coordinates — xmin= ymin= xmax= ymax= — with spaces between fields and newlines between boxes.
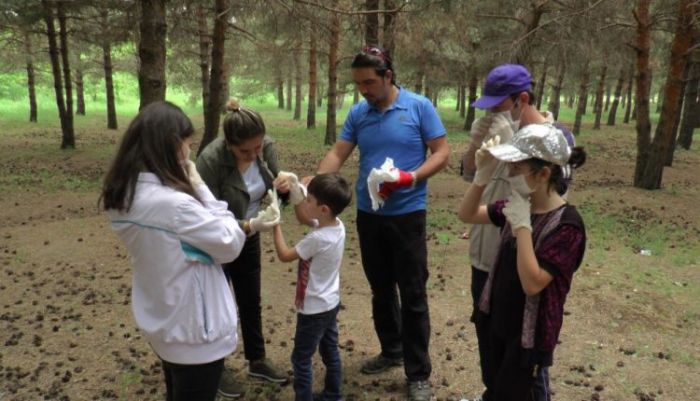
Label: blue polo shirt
xmin=339 ymin=87 xmax=446 ymax=215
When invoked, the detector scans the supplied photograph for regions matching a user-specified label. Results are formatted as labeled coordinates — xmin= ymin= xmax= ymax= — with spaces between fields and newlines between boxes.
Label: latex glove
xmin=473 ymin=136 xmax=500 ymax=186
xmin=470 ymin=116 xmax=493 ymax=147
xmin=249 ymin=190 xmax=281 ymax=233
xmin=489 ymin=113 xmax=515 ymax=143
xmin=367 ymin=158 xmax=398 ymax=210
xmin=183 ymin=160 xmax=205 ymax=186
xmin=378 ymin=168 xmax=415 ymax=199
xmin=277 ymin=171 xmax=307 ymax=205
xmin=503 ymin=190 xmax=532 ymax=234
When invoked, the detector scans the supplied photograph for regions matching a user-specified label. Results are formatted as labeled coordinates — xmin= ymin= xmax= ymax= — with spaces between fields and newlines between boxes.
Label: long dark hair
xmin=100 ymin=101 xmax=200 ymax=212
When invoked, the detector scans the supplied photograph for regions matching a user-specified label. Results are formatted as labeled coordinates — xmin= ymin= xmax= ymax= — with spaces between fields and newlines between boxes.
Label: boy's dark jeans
xmin=291 ymin=304 xmax=342 ymax=401
xmin=162 ymin=358 xmax=224 ymax=401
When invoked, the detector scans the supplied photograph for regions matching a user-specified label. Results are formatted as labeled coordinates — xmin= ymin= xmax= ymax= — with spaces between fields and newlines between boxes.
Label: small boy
xmin=272 ymin=173 xmax=352 ymax=401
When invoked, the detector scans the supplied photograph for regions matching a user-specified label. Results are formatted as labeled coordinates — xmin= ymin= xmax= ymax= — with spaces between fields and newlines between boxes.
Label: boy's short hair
xmin=307 ymin=173 xmax=352 ymax=217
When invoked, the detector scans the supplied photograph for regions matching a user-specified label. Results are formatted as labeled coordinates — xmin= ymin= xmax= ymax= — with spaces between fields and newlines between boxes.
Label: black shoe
xmin=248 ymin=357 xmax=289 ymax=383
xmin=407 ymin=380 xmax=433 ymax=401
xmin=217 ymin=369 xmax=245 ymax=399
xmin=360 ymin=354 xmax=403 ymax=374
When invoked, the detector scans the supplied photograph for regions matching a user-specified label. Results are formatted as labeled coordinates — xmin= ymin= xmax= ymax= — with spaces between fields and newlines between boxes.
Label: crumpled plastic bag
xmin=257 ymin=189 xmax=281 ymax=222
xmin=367 ymin=157 xmax=400 ymax=211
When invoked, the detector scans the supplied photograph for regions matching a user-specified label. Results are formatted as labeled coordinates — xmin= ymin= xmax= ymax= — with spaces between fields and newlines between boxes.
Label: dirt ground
xmin=1 ymin=121 xmax=699 ymax=401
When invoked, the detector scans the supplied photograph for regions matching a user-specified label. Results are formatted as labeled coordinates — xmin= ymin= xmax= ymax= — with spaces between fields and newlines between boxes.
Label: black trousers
xmin=162 ymin=358 xmax=224 ymax=401
xmin=223 ymin=233 xmax=265 ymax=361
xmin=356 ymin=210 xmax=432 ymax=381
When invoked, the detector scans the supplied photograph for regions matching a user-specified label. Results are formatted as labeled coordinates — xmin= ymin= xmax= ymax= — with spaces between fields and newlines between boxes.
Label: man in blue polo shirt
xmin=312 ymin=45 xmax=449 ymax=401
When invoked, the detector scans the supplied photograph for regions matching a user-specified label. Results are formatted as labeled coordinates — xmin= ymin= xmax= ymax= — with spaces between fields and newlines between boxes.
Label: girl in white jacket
xmin=100 ymin=101 xmax=246 ymax=401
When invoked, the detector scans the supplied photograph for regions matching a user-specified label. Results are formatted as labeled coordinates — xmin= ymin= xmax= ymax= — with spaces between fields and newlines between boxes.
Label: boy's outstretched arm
xmin=273 ymin=225 xmax=301 ymax=263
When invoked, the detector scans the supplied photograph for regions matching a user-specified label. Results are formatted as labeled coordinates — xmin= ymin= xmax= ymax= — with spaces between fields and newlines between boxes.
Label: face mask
xmin=493 ymin=99 xmax=523 ymax=134
xmin=507 ymin=173 xmax=535 ymax=196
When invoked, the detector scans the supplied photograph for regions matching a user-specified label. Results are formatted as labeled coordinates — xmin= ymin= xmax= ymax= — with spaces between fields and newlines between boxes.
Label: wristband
xmin=410 ymin=171 xmax=418 ymax=189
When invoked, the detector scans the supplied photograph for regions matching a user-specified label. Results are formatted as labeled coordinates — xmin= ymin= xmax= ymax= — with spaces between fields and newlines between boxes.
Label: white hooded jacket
xmin=108 ymin=173 xmax=246 ymax=364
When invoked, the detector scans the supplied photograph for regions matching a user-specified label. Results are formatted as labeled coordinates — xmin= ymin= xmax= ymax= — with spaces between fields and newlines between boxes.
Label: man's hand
xmin=183 ymin=160 xmax=205 ymax=186
xmin=489 ymin=113 xmax=515 ymax=143
xmin=470 ymin=116 xmax=493 ymax=147
xmin=378 ymin=169 xmax=416 ymax=199
xmin=473 ymin=136 xmax=500 ymax=186
xmin=503 ymin=190 xmax=532 ymax=234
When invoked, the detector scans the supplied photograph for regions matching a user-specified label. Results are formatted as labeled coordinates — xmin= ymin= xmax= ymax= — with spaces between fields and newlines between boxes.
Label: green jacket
xmin=196 ymin=136 xmax=284 ymax=226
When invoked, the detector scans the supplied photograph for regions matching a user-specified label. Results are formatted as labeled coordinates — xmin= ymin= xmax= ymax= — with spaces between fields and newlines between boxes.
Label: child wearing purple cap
xmin=458 ymin=124 xmax=587 ymax=401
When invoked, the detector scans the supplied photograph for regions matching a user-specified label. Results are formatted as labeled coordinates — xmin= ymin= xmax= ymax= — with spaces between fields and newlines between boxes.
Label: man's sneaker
xmin=408 ymin=380 xmax=433 ymax=401
xmin=217 ymin=370 xmax=245 ymax=399
xmin=360 ymin=354 xmax=403 ymax=374
xmin=248 ymin=357 xmax=289 ymax=383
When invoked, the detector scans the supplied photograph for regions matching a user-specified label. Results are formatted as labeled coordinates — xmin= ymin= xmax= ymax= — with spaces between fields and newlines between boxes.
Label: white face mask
xmin=493 ymin=99 xmax=523 ymax=133
xmin=507 ymin=173 xmax=535 ymax=196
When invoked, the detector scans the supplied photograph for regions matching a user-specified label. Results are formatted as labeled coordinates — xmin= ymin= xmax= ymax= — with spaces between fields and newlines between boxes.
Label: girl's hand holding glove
xmin=277 ymin=171 xmax=307 ymax=205
xmin=473 ymin=135 xmax=501 ymax=186
xmin=503 ymin=189 xmax=532 ymax=234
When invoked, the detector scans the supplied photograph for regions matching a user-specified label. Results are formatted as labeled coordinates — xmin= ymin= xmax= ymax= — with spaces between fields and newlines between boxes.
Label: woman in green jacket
xmin=196 ymin=99 xmax=291 ymax=398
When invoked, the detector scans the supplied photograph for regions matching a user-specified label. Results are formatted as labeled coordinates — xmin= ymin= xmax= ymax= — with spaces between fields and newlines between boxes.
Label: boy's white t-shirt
xmin=294 ymin=218 xmax=345 ymax=315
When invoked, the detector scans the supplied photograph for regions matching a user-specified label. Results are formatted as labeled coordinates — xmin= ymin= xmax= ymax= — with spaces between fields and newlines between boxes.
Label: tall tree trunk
xmin=455 ymin=85 xmax=461 ymax=112
xmin=382 ymin=0 xmax=396 ymax=53
xmin=75 ymin=67 xmax=85 ymax=116
xmin=636 ymin=0 xmax=693 ymax=188
xmin=573 ymin=63 xmax=590 ymax=136
xmin=604 ymin=85 xmax=611 ymax=112
xmin=24 ymin=29 xmax=37 ymax=123
xmin=317 ymin=83 xmax=323 ymax=107
xmin=463 ymin=72 xmax=477 ymax=130
xmin=632 ymin=0 xmax=654 ymax=187
xmin=286 ymin=72 xmax=293 ymax=111
xmin=277 ymin=76 xmax=284 ymax=109
xmin=57 ymin=1 xmax=75 ymax=148
xmin=325 ymin=12 xmax=340 ymax=145
xmin=219 ymin=62 xmax=230 ymax=112
xmin=536 ymin=64 xmax=547 ymax=110
xmin=42 ymin=0 xmax=70 ymax=146
xmin=101 ymin=9 xmax=117 ymax=129
xmin=307 ymin=26 xmax=317 ymax=129
xmin=665 ymin=60 xmax=687 ymax=166
xmin=548 ymin=63 xmax=565 ymax=120
xmin=459 ymin=83 xmax=466 ymax=118
xmin=294 ymin=39 xmax=302 ymax=121
xmin=679 ymin=62 xmax=699 ymax=149
xmin=623 ymin=63 xmax=634 ymax=123
xmin=199 ymin=0 xmax=227 ymax=155
xmin=593 ymin=66 xmax=607 ymax=129
xmin=197 ymin=5 xmax=210 ymax=116
xmin=365 ymin=0 xmax=379 ymax=45
xmin=138 ymin=0 xmax=166 ymax=110
xmin=606 ymin=68 xmax=625 ymax=126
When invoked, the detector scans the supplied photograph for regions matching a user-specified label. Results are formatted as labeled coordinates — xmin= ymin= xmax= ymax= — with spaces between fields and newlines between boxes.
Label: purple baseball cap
xmin=471 ymin=64 xmax=532 ymax=109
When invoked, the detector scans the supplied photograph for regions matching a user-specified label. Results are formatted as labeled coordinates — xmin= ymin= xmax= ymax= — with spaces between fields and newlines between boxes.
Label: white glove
xmin=503 ymin=190 xmax=532 ymax=234
xmin=473 ymin=136 xmax=500 ymax=186
xmin=277 ymin=171 xmax=307 ymax=205
xmin=183 ymin=160 xmax=205 ymax=186
xmin=249 ymin=190 xmax=281 ymax=233
xmin=470 ymin=116 xmax=493 ymax=147
xmin=489 ymin=113 xmax=515 ymax=143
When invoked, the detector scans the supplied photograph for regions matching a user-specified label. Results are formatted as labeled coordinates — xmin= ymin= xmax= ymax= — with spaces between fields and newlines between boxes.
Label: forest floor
xmin=1 ymin=116 xmax=699 ymax=401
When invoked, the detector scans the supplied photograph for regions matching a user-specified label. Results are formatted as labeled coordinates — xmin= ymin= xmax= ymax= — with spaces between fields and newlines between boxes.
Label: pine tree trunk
xmin=277 ymin=76 xmax=284 ymax=109
xmin=463 ymin=72 xmax=477 ymax=130
xmin=75 ymin=68 xmax=85 ymax=116
xmin=307 ymin=26 xmax=317 ymax=129
xmin=197 ymin=5 xmax=210 ymax=116
xmin=317 ymin=83 xmax=323 ymax=107
xmin=286 ymin=73 xmax=292 ymax=111
xmin=365 ymin=0 xmax=379 ymax=45
xmin=382 ymin=0 xmax=396 ymax=53
xmin=57 ymin=1 xmax=75 ymax=148
xmin=536 ymin=64 xmax=547 ymax=110
xmin=294 ymin=40 xmax=302 ymax=121
xmin=632 ymin=0 xmax=654 ymax=187
xmin=24 ymin=29 xmax=37 ymax=123
xmin=606 ymin=69 xmax=625 ymax=126
xmin=678 ymin=62 xmax=699 ymax=149
xmin=548 ymin=63 xmax=565 ymax=120
xmin=459 ymin=83 xmax=466 ymax=118
xmin=43 ymin=0 xmax=69 ymax=141
xmin=325 ymin=12 xmax=340 ymax=146
xmin=623 ymin=63 xmax=634 ymax=123
xmin=137 ymin=0 xmax=167 ymax=110
xmin=199 ymin=0 xmax=227 ymax=155
xmin=594 ymin=66 xmax=607 ymax=130
xmin=101 ymin=9 xmax=117 ymax=129
xmin=455 ymin=85 xmax=461 ymax=112
xmin=573 ymin=63 xmax=589 ymax=135
xmin=604 ymin=85 xmax=611 ymax=112
xmin=636 ymin=0 xmax=694 ymax=188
